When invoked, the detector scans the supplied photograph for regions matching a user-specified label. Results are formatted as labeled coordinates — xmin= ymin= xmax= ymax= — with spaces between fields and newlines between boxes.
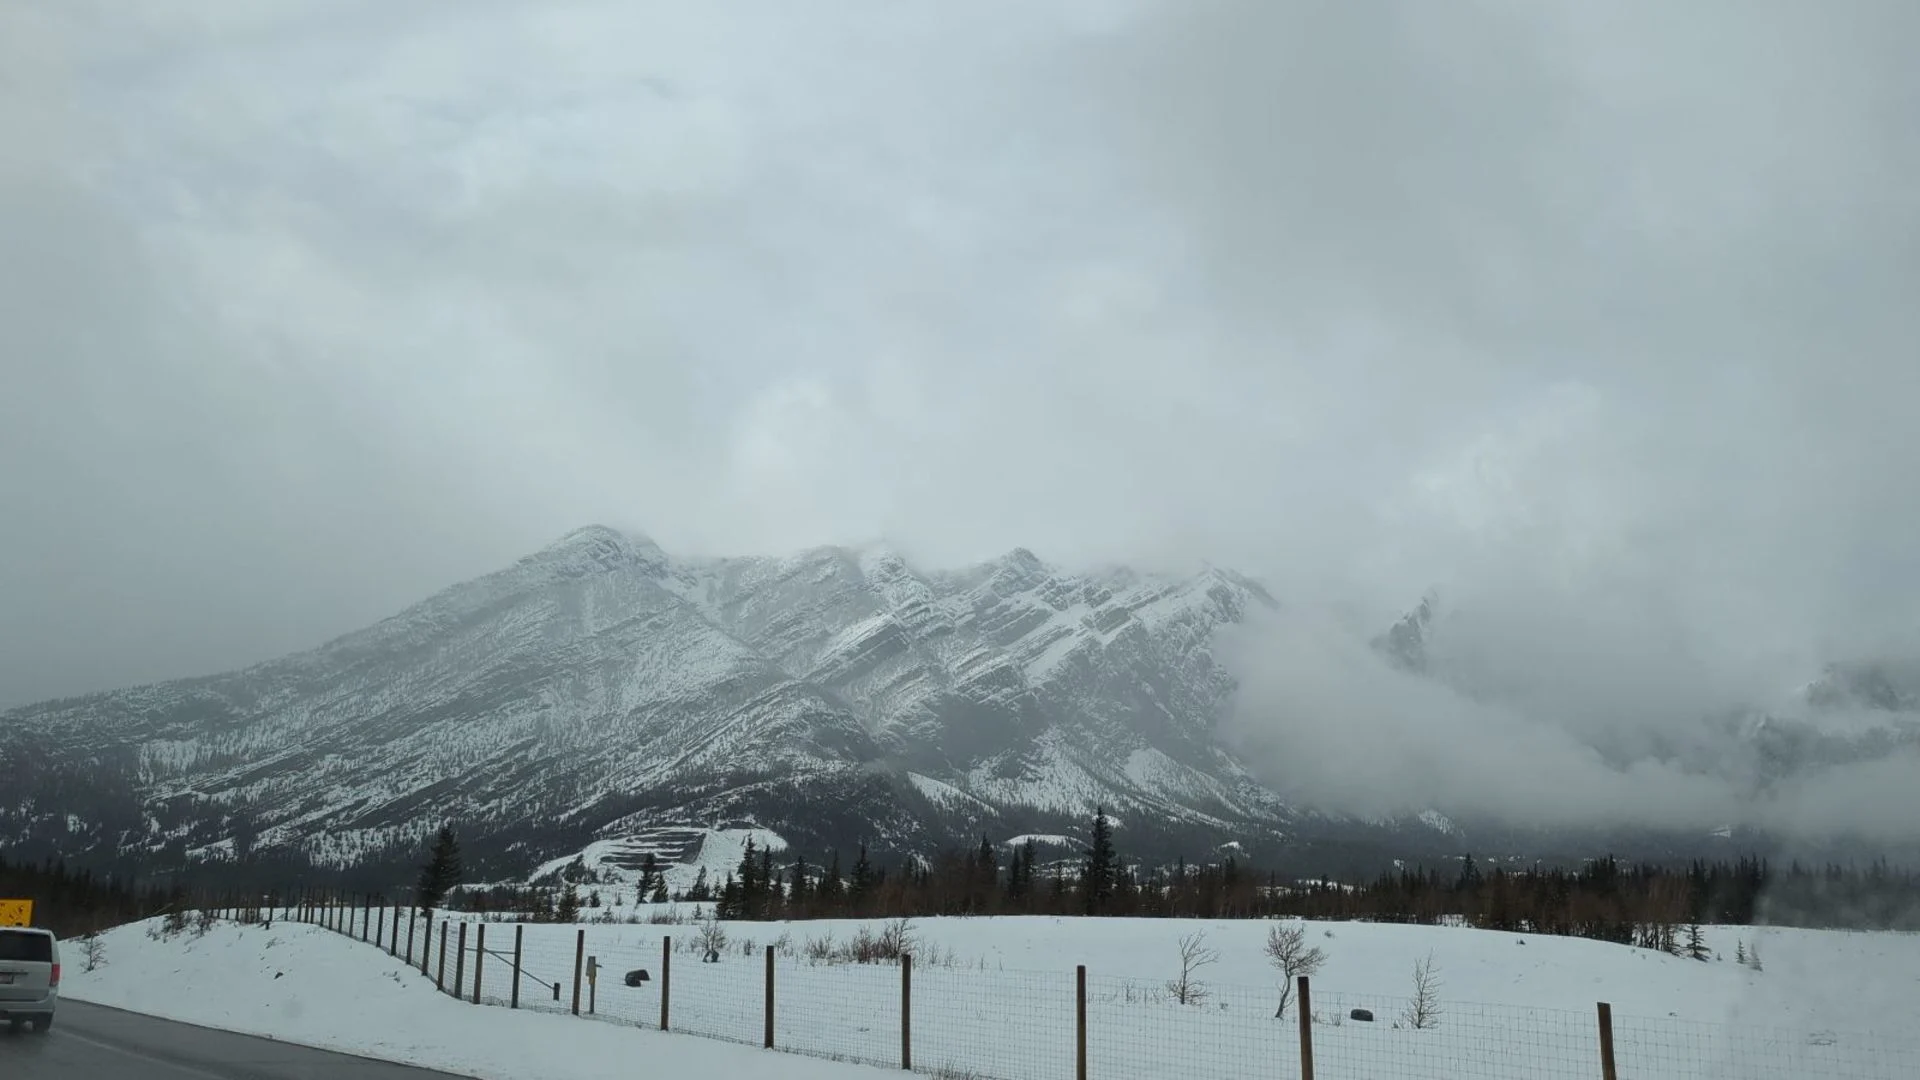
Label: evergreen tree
xmin=1458 ymin=853 xmax=1482 ymax=891
xmin=556 ymin=884 xmax=582 ymax=923
xmin=850 ymin=843 xmax=875 ymax=910
xmin=818 ymin=850 xmax=845 ymax=912
xmin=737 ymin=837 xmax=761 ymax=915
xmin=1685 ymin=923 xmax=1710 ymax=961
xmin=1005 ymin=844 xmax=1028 ymax=905
xmin=760 ymin=847 xmax=779 ymax=919
xmin=650 ymin=878 xmax=669 ymax=904
xmin=1082 ymin=806 xmax=1117 ymax=915
xmin=718 ymin=872 xmax=742 ymax=920
xmin=638 ymin=853 xmax=660 ymax=900
xmin=789 ymin=855 xmax=810 ymax=914
xmin=415 ymin=824 xmax=463 ymax=913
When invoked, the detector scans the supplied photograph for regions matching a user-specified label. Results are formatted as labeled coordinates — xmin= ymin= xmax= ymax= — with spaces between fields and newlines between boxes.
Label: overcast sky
xmin=4 ymin=0 xmax=1917 ymax=831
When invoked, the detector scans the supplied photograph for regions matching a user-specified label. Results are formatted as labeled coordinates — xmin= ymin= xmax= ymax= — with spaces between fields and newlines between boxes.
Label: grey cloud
xmin=2 ymin=0 xmax=1916 ymax=843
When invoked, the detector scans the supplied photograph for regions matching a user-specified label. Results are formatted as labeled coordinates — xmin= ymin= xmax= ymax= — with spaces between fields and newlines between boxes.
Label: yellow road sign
xmin=0 ymin=899 xmax=32 ymax=927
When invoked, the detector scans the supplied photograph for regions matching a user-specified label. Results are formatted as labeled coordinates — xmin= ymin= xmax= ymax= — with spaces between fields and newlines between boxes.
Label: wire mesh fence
xmin=291 ymin=904 xmax=1920 ymax=1080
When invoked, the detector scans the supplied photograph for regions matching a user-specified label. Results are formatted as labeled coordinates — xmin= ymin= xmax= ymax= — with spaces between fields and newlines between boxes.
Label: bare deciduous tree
xmin=81 ymin=931 xmax=107 ymax=972
xmin=1402 ymin=952 xmax=1442 ymax=1029
xmin=695 ymin=915 xmax=729 ymax=962
xmin=1264 ymin=922 xmax=1328 ymax=1018
xmin=1165 ymin=930 xmax=1218 ymax=1006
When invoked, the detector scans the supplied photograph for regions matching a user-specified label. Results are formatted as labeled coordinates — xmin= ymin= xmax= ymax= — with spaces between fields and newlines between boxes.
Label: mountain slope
xmin=1 ymin=527 xmax=1315 ymax=875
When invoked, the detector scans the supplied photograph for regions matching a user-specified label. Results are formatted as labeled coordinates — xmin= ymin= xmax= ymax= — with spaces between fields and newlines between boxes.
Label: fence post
xmin=511 ymin=925 xmax=524 ymax=1009
xmin=1298 ymin=975 xmax=1315 ymax=1080
xmin=1597 ymin=1002 xmax=1618 ymax=1080
xmin=473 ymin=923 xmax=486 ymax=1005
xmin=1075 ymin=965 xmax=1087 ymax=1080
xmin=572 ymin=929 xmax=585 ymax=1016
xmin=376 ymin=903 xmax=386 ymax=949
xmin=764 ymin=944 xmax=776 ymax=1049
xmin=438 ymin=921 xmax=449 ymax=992
xmin=454 ymin=923 xmax=468 ymax=999
xmin=408 ymin=908 xmax=418 ymax=966
xmin=422 ymin=912 xmax=434 ymax=975
xmin=901 ymin=952 xmax=912 ymax=1071
xmin=660 ymin=936 xmax=671 ymax=1031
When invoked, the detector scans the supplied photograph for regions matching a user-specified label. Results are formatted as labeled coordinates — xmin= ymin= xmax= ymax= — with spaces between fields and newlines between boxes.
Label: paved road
xmin=0 ymin=999 xmax=477 ymax=1079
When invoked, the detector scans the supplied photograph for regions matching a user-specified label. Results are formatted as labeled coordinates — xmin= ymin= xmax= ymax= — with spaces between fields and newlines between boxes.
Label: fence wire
xmin=293 ymin=909 xmax=1920 ymax=1080
xmin=1610 ymin=1009 xmax=1920 ymax=1080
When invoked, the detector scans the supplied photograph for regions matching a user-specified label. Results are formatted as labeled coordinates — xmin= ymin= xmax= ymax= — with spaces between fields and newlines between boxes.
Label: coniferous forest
xmin=7 ymin=807 xmax=1919 ymax=943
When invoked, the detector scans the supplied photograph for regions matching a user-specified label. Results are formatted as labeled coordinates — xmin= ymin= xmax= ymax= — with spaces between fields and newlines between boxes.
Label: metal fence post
xmin=362 ymin=895 xmax=371 ymax=943
xmin=1298 ymin=975 xmax=1315 ymax=1080
xmin=437 ymin=921 xmax=449 ymax=992
xmin=376 ymin=903 xmax=386 ymax=949
xmin=473 ymin=923 xmax=486 ymax=1005
xmin=1075 ymin=965 xmax=1087 ymax=1080
xmin=1598 ymin=1002 xmax=1618 ymax=1080
xmin=660 ymin=936 xmax=671 ymax=1031
xmin=901 ymin=952 xmax=912 ymax=1071
xmin=511 ymin=925 xmax=524 ymax=1009
xmin=572 ymin=929 xmax=585 ymax=1016
xmin=454 ymin=923 xmax=468 ymax=999
xmin=764 ymin=945 xmax=776 ymax=1049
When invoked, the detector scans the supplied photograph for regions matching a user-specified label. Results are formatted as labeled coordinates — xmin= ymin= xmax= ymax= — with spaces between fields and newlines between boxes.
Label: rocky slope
xmin=0 ymin=527 xmax=1335 ymax=876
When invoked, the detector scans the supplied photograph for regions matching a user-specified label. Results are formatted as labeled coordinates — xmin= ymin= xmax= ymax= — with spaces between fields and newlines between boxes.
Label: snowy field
xmin=67 ymin=908 xmax=1920 ymax=1080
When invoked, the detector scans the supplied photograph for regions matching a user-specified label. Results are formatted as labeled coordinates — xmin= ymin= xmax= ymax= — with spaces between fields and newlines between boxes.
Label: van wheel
xmin=29 ymin=1016 xmax=51 ymax=1033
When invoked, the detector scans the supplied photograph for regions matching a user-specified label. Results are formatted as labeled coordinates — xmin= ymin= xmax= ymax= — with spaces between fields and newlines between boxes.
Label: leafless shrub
xmin=81 ymin=932 xmax=107 ymax=971
xmin=1165 ymin=930 xmax=1218 ymax=1006
xmin=1264 ymin=922 xmax=1327 ymax=1018
xmin=694 ymin=916 xmax=728 ymax=960
xmin=1402 ymin=952 xmax=1442 ymax=1029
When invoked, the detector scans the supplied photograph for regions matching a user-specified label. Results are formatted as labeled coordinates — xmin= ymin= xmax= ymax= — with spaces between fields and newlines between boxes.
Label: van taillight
xmin=49 ymin=963 xmax=60 ymax=987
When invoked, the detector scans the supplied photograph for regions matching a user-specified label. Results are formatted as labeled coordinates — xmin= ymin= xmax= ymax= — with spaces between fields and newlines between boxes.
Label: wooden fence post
xmin=511 ymin=925 xmax=524 ymax=1009
xmin=901 ymin=952 xmax=913 ymax=1071
xmin=1298 ymin=975 xmax=1315 ymax=1080
xmin=1075 ymin=965 xmax=1087 ymax=1080
xmin=421 ymin=912 xmax=433 ymax=975
xmin=764 ymin=945 xmax=776 ymax=1049
xmin=362 ymin=895 xmax=372 ymax=943
xmin=376 ymin=904 xmax=386 ymax=950
xmin=437 ymin=921 xmax=449 ymax=992
xmin=407 ymin=908 xmax=418 ymax=966
xmin=391 ymin=905 xmax=400 ymax=956
xmin=571 ymin=929 xmax=585 ymax=1016
xmin=1598 ymin=1002 xmax=1618 ymax=1080
xmin=473 ymin=923 xmax=486 ymax=1005
xmin=660 ymin=936 xmax=671 ymax=1031
xmin=454 ymin=923 xmax=468 ymax=999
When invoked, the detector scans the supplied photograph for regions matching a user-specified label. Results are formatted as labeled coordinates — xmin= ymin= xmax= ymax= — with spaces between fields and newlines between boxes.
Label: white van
xmin=0 ymin=927 xmax=59 ymax=1033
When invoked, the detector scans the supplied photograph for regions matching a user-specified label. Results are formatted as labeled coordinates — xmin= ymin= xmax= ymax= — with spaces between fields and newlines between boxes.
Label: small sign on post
xmin=0 ymin=900 xmax=32 ymax=927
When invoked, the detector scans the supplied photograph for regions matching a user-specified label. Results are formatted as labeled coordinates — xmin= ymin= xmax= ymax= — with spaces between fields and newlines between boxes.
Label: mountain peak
xmin=533 ymin=525 xmax=667 ymax=575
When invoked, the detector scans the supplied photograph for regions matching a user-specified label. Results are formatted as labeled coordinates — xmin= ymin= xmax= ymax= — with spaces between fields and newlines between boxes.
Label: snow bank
xmin=62 ymin=919 xmax=894 ymax=1080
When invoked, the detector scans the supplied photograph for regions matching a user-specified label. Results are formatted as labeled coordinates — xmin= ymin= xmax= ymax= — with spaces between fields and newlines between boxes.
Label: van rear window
xmin=0 ymin=931 xmax=53 ymax=962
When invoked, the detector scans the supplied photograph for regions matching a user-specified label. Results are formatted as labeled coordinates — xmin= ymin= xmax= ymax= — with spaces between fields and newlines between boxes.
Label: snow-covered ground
xmin=67 ymin=910 xmax=1920 ymax=1080
xmin=61 ymin=919 xmax=894 ymax=1080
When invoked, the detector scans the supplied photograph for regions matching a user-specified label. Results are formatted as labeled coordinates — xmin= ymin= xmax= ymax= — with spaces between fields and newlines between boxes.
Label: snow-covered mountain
xmin=1 ymin=526 xmax=1329 ymax=876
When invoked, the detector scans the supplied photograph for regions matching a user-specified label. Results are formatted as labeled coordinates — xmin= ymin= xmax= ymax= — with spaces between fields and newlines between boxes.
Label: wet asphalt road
xmin=0 ymin=999 xmax=477 ymax=1079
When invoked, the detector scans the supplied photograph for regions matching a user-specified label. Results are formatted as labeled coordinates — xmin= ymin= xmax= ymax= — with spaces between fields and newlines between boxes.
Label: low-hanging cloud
xmin=1216 ymin=602 xmax=1920 ymax=842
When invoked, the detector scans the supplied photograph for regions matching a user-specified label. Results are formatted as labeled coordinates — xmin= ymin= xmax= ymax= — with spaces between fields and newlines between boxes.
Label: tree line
xmin=0 ymin=854 xmax=184 ymax=937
